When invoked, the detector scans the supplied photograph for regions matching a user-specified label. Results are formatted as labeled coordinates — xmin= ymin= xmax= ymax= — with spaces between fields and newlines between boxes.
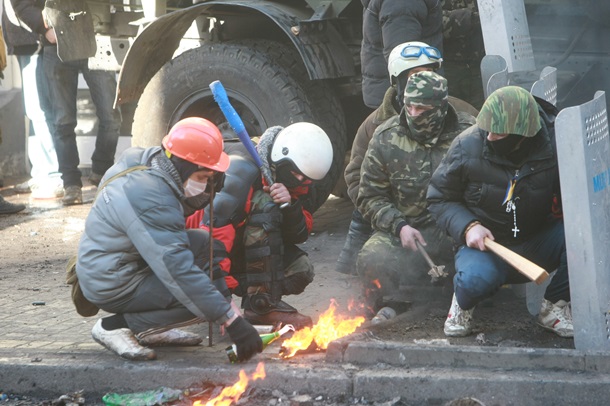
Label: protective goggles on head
xmin=400 ymin=45 xmax=442 ymax=60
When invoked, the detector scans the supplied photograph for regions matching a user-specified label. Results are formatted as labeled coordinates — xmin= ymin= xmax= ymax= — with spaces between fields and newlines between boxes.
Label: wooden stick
xmin=484 ymin=238 xmax=549 ymax=284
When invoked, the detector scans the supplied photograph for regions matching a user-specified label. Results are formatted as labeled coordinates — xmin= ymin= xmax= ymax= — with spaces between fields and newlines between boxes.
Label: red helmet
xmin=162 ymin=117 xmax=230 ymax=172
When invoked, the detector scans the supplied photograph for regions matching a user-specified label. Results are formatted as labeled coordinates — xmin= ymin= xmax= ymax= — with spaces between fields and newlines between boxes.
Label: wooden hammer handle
xmin=484 ymin=238 xmax=549 ymax=285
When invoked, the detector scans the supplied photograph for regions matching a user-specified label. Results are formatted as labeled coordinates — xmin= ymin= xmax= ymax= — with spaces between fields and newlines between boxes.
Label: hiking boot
xmin=14 ymin=180 xmax=31 ymax=194
xmin=0 ymin=197 xmax=25 ymax=215
xmin=243 ymin=293 xmax=313 ymax=330
xmin=444 ymin=294 xmax=474 ymax=337
xmin=335 ymin=218 xmax=371 ymax=275
xmin=89 ymin=172 xmax=103 ymax=187
xmin=537 ymin=299 xmax=574 ymax=338
xmin=62 ymin=185 xmax=83 ymax=206
xmin=91 ymin=319 xmax=156 ymax=360
xmin=136 ymin=329 xmax=203 ymax=347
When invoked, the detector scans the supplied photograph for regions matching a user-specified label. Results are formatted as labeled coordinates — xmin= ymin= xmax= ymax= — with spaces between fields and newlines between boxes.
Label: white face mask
xmin=184 ymin=179 xmax=207 ymax=197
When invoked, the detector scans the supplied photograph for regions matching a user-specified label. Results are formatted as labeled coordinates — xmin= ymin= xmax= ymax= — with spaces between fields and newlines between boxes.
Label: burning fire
xmin=194 ymin=362 xmax=265 ymax=406
xmin=280 ymin=300 xmax=365 ymax=358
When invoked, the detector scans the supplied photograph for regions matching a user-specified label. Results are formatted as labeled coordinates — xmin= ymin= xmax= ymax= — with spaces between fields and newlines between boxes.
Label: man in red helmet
xmin=76 ymin=117 xmax=263 ymax=361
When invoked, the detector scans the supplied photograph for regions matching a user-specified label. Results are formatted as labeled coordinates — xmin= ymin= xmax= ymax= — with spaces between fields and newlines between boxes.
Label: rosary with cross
xmin=503 ymin=174 xmax=520 ymax=237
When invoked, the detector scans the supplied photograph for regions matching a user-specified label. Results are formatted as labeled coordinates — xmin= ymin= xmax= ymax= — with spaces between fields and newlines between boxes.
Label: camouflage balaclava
xmin=403 ymin=71 xmax=449 ymax=145
xmin=476 ymin=86 xmax=541 ymax=137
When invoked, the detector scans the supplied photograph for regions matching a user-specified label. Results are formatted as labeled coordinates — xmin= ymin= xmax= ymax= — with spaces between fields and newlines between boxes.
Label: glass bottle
xmin=226 ymin=324 xmax=294 ymax=363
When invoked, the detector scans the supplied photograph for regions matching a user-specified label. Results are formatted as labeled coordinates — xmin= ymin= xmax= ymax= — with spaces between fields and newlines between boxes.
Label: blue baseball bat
xmin=210 ymin=80 xmax=274 ymax=185
xmin=210 ymin=80 xmax=288 ymax=208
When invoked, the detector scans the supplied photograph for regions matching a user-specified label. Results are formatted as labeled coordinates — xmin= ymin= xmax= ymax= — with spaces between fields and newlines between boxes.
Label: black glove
xmin=226 ymin=317 xmax=263 ymax=361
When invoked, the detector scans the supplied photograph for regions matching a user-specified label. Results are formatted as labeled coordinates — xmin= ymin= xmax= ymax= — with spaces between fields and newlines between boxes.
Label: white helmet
xmin=388 ymin=41 xmax=443 ymax=85
xmin=270 ymin=122 xmax=333 ymax=181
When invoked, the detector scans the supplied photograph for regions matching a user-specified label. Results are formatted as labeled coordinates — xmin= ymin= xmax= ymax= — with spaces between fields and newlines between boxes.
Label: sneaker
xmin=91 ymin=319 xmax=156 ymax=360
xmin=62 ymin=185 xmax=83 ymax=206
xmin=136 ymin=329 xmax=203 ymax=347
xmin=0 ymin=197 xmax=26 ymax=215
xmin=31 ymin=183 xmax=65 ymax=199
xmin=537 ymin=299 xmax=574 ymax=338
xmin=444 ymin=294 xmax=474 ymax=337
xmin=89 ymin=172 xmax=103 ymax=187
xmin=14 ymin=180 xmax=31 ymax=194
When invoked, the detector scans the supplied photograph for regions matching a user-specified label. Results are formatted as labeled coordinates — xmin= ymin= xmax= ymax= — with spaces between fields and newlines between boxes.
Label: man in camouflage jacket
xmin=356 ymin=71 xmax=475 ymax=313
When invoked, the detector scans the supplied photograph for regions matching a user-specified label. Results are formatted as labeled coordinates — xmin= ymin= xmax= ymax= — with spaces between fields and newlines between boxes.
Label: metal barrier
xmin=555 ymin=90 xmax=610 ymax=351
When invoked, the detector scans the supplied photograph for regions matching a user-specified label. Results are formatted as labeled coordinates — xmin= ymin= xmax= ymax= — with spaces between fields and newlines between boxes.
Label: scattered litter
xmin=55 ymin=390 xmax=86 ymax=405
xmin=102 ymin=387 xmax=182 ymax=406
xmin=31 ymin=357 xmax=42 ymax=362
xmin=475 ymin=333 xmax=486 ymax=344
xmin=32 ymin=301 xmax=46 ymax=306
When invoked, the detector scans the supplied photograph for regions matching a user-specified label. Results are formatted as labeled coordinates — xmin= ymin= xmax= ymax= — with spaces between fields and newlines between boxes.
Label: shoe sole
xmin=536 ymin=322 xmax=574 ymax=338
xmin=92 ymin=334 xmax=157 ymax=360
xmin=444 ymin=329 xmax=472 ymax=337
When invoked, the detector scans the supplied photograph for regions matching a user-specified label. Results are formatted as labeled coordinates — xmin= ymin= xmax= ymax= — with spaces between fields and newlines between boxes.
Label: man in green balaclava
xmin=427 ymin=86 xmax=573 ymax=339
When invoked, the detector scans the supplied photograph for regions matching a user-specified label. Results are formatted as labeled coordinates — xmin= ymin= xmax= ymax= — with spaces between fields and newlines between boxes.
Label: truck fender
xmin=116 ymin=1 xmax=354 ymax=106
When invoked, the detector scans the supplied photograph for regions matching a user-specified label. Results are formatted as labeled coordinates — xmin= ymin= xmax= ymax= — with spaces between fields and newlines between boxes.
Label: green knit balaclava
xmin=404 ymin=71 xmax=449 ymax=145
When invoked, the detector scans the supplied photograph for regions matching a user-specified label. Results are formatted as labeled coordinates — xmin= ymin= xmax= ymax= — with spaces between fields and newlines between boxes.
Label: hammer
xmin=415 ymin=240 xmax=448 ymax=284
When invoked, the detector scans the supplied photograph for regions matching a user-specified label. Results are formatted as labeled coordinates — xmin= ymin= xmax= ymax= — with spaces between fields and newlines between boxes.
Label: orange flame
xmin=280 ymin=300 xmax=365 ymax=358
xmin=371 ymin=279 xmax=381 ymax=289
xmin=194 ymin=362 xmax=266 ymax=406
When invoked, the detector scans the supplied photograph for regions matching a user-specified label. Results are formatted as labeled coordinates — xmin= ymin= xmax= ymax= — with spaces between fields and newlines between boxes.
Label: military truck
xmin=63 ymin=0 xmax=610 ymax=210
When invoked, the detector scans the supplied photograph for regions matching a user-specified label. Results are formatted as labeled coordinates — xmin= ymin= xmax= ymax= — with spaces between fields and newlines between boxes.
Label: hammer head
xmin=428 ymin=265 xmax=447 ymax=279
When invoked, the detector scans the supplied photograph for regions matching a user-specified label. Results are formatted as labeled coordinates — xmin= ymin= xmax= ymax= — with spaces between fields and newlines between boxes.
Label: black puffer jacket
xmin=427 ymin=97 xmax=560 ymax=246
xmin=360 ymin=0 xmax=443 ymax=108
xmin=1 ymin=0 xmax=46 ymax=55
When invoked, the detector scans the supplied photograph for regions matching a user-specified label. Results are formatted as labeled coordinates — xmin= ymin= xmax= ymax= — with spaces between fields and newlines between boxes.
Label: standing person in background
xmin=360 ymin=0 xmax=443 ymax=109
xmin=441 ymin=0 xmax=485 ymax=109
xmin=2 ymin=0 xmax=62 ymax=199
xmin=42 ymin=0 xmax=122 ymax=205
xmin=356 ymin=71 xmax=476 ymax=315
xmin=0 ymin=20 xmax=26 ymax=215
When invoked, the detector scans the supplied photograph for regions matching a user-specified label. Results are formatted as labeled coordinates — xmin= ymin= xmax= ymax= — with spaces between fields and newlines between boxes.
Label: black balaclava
xmin=169 ymin=154 xmax=201 ymax=183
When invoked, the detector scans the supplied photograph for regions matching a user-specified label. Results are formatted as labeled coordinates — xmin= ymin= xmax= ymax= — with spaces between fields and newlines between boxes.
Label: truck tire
xmin=132 ymin=42 xmax=344 ymax=212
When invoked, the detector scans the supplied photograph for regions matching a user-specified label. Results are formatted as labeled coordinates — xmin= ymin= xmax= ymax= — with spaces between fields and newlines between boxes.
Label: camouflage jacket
xmin=345 ymin=86 xmax=399 ymax=204
xmin=357 ymin=104 xmax=475 ymax=236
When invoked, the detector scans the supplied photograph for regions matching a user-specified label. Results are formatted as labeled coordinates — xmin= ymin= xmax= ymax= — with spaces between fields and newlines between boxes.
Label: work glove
xmin=226 ymin=317 xmax=263 ymax=361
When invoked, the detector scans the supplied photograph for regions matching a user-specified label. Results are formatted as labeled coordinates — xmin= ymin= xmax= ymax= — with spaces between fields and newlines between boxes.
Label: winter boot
xmin=242 ymin=292 xmax=313 ymax=330
xmin=335 ymin=213 xmax=372 ymax=275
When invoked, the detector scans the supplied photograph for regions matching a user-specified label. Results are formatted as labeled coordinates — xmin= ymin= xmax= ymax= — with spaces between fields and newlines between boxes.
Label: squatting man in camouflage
xmin=338 ymin=41 xmax=479 ymax=276
xmin=427 ymin=86 xmax=573 ymax=338
xmin=77 ymin=118 xmax=263 ymax=361
xmin=356 ymin=71 xmax=476 ymax=314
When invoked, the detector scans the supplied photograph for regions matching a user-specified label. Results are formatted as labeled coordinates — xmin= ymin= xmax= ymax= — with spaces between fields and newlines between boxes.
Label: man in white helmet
xmin=337 ymin=41 xmax=478 ymax=275
xmin=186 ymin=122 xmax=333 ymax=330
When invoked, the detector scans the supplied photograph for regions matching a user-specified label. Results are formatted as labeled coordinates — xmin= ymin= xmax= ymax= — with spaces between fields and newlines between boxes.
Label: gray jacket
xmin=76 ymin=147 xmax=233 ymax=325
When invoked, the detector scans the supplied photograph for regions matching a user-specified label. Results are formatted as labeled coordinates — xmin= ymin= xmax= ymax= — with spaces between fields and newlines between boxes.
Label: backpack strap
xmin=94 ymin=165 xmax=149 ymax=200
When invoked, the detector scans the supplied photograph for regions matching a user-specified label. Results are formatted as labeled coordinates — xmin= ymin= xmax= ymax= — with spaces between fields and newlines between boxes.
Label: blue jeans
xmin=454 ymin=219 xmax=569 ymax=309
xmin=43 ymin=46 xmax=121 ymax=187
xmin=16 ymin=52 xmax=60 ymax=183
